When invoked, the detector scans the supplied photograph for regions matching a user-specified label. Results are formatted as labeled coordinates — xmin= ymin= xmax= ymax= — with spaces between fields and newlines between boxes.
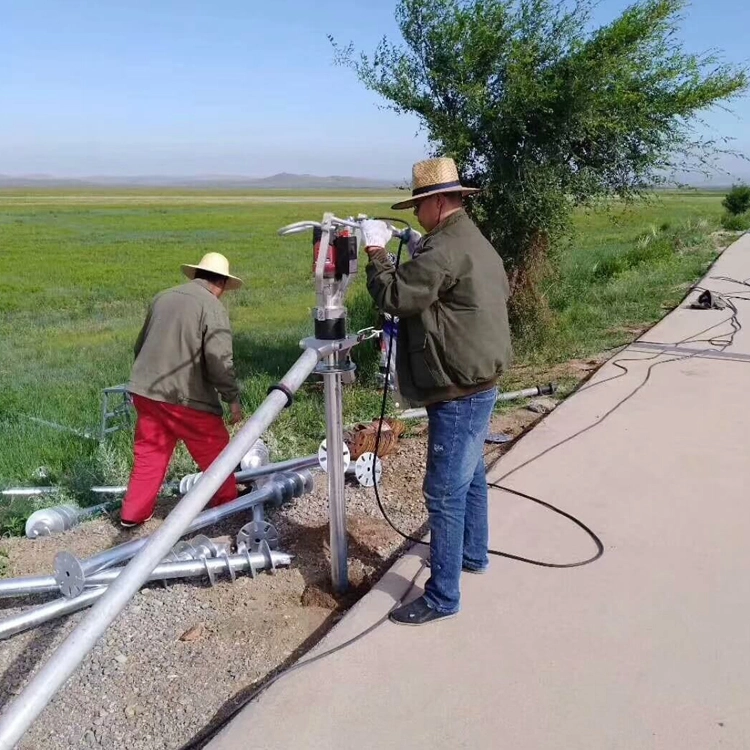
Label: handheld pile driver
xmin=277 ymin=213 xmax=412 ymax=591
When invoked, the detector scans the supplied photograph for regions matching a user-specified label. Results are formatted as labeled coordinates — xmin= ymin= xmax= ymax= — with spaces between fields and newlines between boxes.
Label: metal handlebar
xmin=277 ymin=216 xmax=407 ymax=240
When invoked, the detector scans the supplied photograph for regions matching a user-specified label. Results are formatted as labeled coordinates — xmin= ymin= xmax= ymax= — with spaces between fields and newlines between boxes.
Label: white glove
xmin=405 ymin=228 xmax=423 ymax=258
xmin=360 ymin=219 xmax=391 ymax=249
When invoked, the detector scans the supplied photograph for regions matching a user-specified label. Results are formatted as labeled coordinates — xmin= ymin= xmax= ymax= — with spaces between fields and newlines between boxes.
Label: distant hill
xmin=0 ymin=172 xmax=403 ymax=190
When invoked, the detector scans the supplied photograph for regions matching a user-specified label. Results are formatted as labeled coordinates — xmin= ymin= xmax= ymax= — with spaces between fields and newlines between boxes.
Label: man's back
xmin=128 ymin=279 xmax=238 ymax=416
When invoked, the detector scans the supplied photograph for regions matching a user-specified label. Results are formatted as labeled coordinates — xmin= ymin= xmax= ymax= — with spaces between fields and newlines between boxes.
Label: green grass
xmin=0 ymin=189 xmax=728 ymax=532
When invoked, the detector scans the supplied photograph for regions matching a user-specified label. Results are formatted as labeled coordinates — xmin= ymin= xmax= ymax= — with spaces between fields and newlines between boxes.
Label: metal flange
xmin=190 ymin=535 xmax=219 ymax=559
xmin=317 ymin=439 xmax=351 ymax=474
xmin=54 ymin=552 xmax=86 ymax=599
xmin=354 ymin=452 xmax=383 ymax=488
xmin=313 ymin=359 xmax=358 ymax=376
xmin=237 ymin=521 xmax=280 ymax=553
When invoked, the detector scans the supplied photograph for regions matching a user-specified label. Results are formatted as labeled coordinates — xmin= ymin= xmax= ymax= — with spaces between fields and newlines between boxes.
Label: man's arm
xmin=366 ymin=246 xmax=451 ymax=318
xmin=203 ymin=305 xmax=240 ymax=407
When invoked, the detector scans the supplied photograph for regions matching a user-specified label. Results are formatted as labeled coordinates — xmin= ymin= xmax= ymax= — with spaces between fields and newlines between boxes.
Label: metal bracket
xmin=314 ymin=358 xmax=357 ymax=376
xmin=300 ymin=335 xmax=361 ymax=358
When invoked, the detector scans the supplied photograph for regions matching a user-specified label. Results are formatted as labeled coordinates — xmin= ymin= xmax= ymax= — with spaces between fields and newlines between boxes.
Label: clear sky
xmin=1 ymin=0 xmax=748 ymax=181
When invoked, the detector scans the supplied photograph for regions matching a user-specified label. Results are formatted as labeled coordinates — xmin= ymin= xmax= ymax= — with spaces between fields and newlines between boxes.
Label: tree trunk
xmin=507 ymin=230 xmax=554 ymax=340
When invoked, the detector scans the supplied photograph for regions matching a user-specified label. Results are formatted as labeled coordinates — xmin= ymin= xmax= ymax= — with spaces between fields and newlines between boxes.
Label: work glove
xmin=360 ymin=219 xmax=391 ymax=249
xmin=404 ymin=227 xmax=423 ymax=258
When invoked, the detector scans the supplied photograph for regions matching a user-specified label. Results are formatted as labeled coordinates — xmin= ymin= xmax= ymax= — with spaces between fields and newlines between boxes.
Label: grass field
xmin=0 ymin=189 xmax=730 ymax=533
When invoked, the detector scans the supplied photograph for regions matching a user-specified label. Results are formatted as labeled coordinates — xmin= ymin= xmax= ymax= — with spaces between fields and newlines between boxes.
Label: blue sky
xmin=1 ymin=0 xmax=748 ymax=180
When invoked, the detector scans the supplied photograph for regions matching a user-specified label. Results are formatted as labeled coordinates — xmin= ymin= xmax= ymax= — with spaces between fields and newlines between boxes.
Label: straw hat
xmin=391 ymin=157 xmax=480 ymax=210
xmin=181 ymin=252 xmax=243 ymax=290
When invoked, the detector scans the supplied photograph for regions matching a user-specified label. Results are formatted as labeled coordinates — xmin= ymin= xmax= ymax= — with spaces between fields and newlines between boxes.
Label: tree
xmin=722 ymin=184 xmax=750 ymax=216
xmin=331 ymin=0 xmax=748 ymax=330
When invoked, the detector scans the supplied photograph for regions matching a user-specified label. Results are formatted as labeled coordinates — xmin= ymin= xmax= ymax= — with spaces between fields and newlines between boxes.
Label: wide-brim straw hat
xmin=391 ymin=157 xmax=481 ymax=210
xmin=181 ymin=252 xmax=243 ymax=290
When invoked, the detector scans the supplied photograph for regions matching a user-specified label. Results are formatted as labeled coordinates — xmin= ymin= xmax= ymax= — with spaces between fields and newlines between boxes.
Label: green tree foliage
xmin=332 ymin=0 xmax=747 ymax=328
xmin=722 ymin=184 xmax=750 ymax=215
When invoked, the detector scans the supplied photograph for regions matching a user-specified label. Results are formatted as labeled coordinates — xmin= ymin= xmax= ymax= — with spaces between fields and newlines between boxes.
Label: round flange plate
xmin=317 ymin=440 xmax=351 ymax=474
xmin=170 ymin=541 xmax=197 ymax=562
xmin=54 ymin=551 xmax=86 ymax=599
xmin=237 ymin=521 xmax=280 ymax=552
xmin=354 ymin=452 xmax=382 ymax=488
xmin=190 ymin=535 xmax=218 ymax=559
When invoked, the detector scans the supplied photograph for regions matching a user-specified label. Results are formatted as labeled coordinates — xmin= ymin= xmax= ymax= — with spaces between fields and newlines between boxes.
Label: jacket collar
xmin=191 ymin=278 xmax=216 ymax=296
xmin=425 ymin=208 xmax=466 ymax=240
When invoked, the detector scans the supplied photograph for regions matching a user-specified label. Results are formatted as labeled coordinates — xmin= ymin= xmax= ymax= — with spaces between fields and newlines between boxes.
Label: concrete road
xmin=209 ymin=233 xmax=750 ymax=750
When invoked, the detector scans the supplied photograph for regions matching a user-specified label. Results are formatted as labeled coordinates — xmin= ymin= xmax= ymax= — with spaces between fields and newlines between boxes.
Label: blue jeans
xmin=423 ymin=387 xmax=497 ymax=614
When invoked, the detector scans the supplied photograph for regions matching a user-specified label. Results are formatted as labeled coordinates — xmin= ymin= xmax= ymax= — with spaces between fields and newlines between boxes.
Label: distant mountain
xmin=0 ymin=172 xmax=402 ymax=190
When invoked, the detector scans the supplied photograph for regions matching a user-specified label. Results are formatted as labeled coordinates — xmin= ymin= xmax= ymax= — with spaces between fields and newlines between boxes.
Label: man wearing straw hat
xmin=362 ymin=157 xmax=513 ymax=626
xmin=120 ymin=252 xmax=244 ymax=528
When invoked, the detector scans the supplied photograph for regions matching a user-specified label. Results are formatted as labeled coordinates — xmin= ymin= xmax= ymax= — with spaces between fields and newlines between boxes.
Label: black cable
xmin=368 ymin=228 xmax=609 ymax=565
xmin=486 ymin=483 xmax=604 ymax=567
xmin=371 ymin=272 xmax=742 ymax=564
xmin=370 ymin=232 xmax=427 ymax=546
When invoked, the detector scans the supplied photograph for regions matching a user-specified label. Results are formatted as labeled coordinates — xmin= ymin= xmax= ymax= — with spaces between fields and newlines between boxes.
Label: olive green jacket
xmin=128 ymin=279 xmax=239 ymax=415
xmin=366 ymin=210 xmax=513 ymax=406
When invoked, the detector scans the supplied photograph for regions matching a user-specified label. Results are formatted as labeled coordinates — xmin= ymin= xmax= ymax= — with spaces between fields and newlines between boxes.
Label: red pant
xmin=121 ymin=395 xmax=238 ymax=524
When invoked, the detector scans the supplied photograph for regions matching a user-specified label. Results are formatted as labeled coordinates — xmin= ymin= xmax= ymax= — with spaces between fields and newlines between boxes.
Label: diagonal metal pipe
xmin=0 ymin=470 xmax=314 ymax=600
xmin=0 ymin=345 xmax=326 ymax=748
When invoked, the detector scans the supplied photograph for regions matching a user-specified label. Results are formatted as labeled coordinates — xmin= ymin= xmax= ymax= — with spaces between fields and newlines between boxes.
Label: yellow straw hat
xmin=391 ymin=157 xmax=480 ymax=210
xmin=181 ymin=252 xmax=243 ymax=290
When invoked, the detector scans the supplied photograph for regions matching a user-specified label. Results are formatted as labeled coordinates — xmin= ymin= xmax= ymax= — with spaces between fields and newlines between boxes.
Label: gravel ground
xmin=0 ymin=405 xmax=545 ymax=750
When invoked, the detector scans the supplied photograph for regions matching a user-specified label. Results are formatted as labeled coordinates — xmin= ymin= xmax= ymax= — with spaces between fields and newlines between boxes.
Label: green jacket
xmin=366 ymin=210 xmax=513 ymax=406
xmin=128 ymin=279 xmax=239 ymax=416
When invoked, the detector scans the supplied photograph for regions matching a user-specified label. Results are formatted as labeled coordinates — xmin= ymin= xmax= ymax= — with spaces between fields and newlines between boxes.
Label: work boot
xmin=389 ymin=596 xmax=457 ymax=626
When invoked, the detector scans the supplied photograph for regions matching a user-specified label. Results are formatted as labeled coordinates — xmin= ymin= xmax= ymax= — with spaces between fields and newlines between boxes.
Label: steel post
xmin=0 ymin=347 xmax=322 ymax=749
xmin=397 ymin=383 xmax=560 ymax=420
xmin=0 ymin=589 xmax=108 ymax=641
xmin=323 ymin=353 xmax=348 ymax=593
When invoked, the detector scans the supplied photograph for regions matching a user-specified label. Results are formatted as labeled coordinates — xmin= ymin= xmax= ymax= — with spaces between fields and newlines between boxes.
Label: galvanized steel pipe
xmin=0 ymin=549 xmax=291 ymax=641
xmin=0 ymin=487 xmax=59 ymax=498
xmin=86 ymin=549 xmax=292 ymax=588
xmin=0 ymin=549 xmax=292 ymax=641
xmin=0 ymin=346 xmax=323 ymax=749
xmin=85 ymin=454 xmax=318 ymax=497
xmin=0 ymin=470 xmax=313 ymax=600
xmin=398 ymin=383 xmax=559 ymax=420
xmin=0 ymin=588 xmax=108 ymax=641
xmin=323 ymin=355 xmax=348 ymax=594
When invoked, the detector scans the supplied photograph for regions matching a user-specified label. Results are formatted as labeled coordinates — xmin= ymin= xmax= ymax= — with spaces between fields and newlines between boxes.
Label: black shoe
xmin=462 ymin=565 xmax=488 ymax=575
xmin=389 ymin=596 xmax=457 ymax=626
